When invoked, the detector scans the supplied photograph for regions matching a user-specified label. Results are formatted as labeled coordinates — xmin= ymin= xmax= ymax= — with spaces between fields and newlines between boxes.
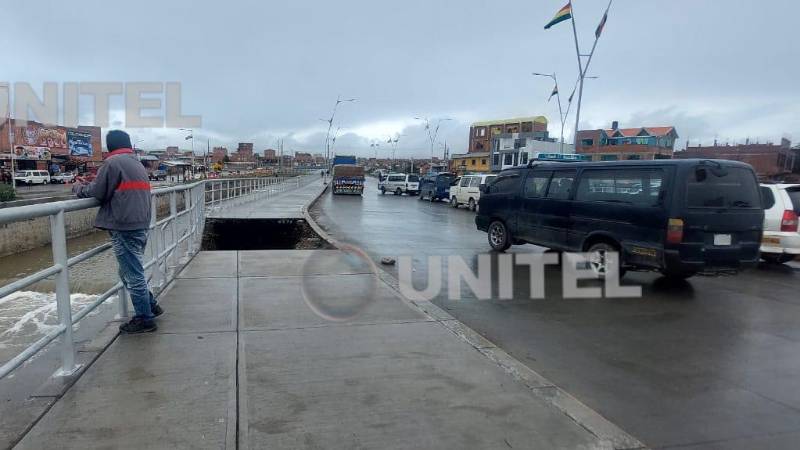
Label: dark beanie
xmin=106 ymin=130 xmax=132 ymax=151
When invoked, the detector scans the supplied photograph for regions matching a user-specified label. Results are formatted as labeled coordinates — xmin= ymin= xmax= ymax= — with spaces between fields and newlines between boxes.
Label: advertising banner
xmin=13 ymin=146 xmax=52 ymax=160
xmin=15 ymin=124 xmax=67 ymax=150
xmin=67 ymin=130 xmax=93 ymax=157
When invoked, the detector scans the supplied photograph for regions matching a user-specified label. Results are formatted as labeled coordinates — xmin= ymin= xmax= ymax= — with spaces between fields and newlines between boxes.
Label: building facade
xmin=674 ymin=138 xmax=796 ymax=180
xmin=211 ymin=146 xmax=228 ymax=164
xmin=469 ymin=116 xmax=549 ymax=154
xmin=0 ymin=119 xmax=102 ymax=173
xmin=449 ymin=152 xmax=491 ymax=175
xmin=576 ymin=122 xmax=678 ymax=161
xmin=491 ymin=136 xmax=575 ymax=171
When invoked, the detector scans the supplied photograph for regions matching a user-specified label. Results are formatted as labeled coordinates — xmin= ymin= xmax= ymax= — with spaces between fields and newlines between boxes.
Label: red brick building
xmin=211 ymin=146 xmax=228 ymax=164
xmin=231 ymin=142 xmax=254 ymax=162
xmin=674 ymin=139 xmax=796 ymax=181
xmin=469 ymin=116 xmax=549 ymax=153
xmin=0 ymin=119 xmax=102 ymax=172
xmin=576 ymin=122 xmax=678 ymax=161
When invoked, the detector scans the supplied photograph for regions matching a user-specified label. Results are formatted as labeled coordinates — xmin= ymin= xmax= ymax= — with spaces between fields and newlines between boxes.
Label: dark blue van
xmin=419 ymin=172 xmax=456 ymax=202
xmin=475 ymin=159 xmax=764 ymax=279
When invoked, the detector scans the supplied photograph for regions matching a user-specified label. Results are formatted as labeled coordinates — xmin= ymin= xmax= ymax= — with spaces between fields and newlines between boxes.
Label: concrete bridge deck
xmin=11 ymin=177 xmax=639 ymax=449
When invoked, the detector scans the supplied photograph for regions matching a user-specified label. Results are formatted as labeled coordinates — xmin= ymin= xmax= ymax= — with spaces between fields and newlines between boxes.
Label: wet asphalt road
xmin=312 ymin=177 xmax=800 ymax=450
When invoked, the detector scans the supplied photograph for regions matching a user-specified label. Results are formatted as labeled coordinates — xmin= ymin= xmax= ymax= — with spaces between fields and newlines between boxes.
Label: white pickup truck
xmin=51 ymin=173 xmax=76 ymax=184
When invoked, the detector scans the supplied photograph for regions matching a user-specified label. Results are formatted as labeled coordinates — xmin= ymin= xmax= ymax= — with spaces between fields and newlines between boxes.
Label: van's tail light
xmin=667 ymin=218 xmax=684 ymax=244
xmin=781 ymin=210 xmax=799 ymax=232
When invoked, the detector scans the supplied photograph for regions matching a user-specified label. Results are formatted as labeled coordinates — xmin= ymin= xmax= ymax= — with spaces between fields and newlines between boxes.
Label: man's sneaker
xmin=119 ymin=317 xmax=157 ymax=334
xmin=151 ymin=303 xmax=164 ymax=318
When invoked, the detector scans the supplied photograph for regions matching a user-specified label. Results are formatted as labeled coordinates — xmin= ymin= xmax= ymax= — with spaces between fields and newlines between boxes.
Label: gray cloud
xmin=4 ymin=0 xmax=798 ymax=155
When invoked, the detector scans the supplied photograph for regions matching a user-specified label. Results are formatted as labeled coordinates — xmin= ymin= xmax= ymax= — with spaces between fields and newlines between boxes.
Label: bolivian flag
xmin=548 ymin=85 xmax=558 ymax=101
xmin=544 ymin=2 xmax=572 ymax=29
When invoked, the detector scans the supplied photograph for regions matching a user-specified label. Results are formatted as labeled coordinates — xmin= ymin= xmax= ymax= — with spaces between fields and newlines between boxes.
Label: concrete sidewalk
xmin=12 ymin=249 xmax=640 ymax=449
xmin=207 ymin=177 xmax=326 ymax=219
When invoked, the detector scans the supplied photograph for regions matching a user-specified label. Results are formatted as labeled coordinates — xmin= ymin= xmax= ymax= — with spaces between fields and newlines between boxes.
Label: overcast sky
xmin=2 ymin=0 xmax=798 ymax=157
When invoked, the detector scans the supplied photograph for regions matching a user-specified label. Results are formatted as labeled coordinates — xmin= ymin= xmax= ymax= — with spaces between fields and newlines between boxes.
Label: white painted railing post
xmin=117 ymin=287 xmax=130 ymax=321
xmin=167 ymin=191 xmax=178 ymax=270
xmin=50 ymin=210 xmax=80 ymax=377
xmin=150 ymin=195 xmax=165 ymax=289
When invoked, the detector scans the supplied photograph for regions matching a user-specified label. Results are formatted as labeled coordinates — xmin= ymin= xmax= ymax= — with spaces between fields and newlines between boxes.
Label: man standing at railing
xmin=73 ymin=130 xmax=163 ymax=334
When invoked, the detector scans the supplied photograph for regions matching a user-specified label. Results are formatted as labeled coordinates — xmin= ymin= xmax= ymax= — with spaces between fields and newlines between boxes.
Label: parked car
xmin=759 ymin=183 xmax=800 ymax=264
xmin=450 ymin=173 xmax=497 ymax=211
xmin=14 ymin=170 xmax=51 ymax=185
xmin=476 ymin=159 xmax=764 ymax=279
xmin=419 ymin=172 xmax=456 ymax=202
xmin=379 ymin=173 xmax=419 ymax=195
xmin=51 ymin=173 xmax=76 ymax=184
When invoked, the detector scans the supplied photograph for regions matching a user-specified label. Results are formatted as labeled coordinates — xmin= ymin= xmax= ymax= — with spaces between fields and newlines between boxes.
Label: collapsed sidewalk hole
xmin=201 ymin=218 xmax=334 ymax=251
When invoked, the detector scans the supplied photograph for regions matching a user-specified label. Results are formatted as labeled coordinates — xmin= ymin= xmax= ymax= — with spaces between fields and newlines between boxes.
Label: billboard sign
xmin=15 ymin=125 xmax=67 ymax=150
xmin=67 ymin=130 xmax=93 ymax=157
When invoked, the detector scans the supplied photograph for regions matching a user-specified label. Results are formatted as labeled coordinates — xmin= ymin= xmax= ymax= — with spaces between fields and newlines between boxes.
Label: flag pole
xmin=553 ymin=74 xmax=565 ymax=154
xmin=569 ymin=2 xmax=585 ymax=150
xmin=581 ymin=0 xmax=612 ymax=81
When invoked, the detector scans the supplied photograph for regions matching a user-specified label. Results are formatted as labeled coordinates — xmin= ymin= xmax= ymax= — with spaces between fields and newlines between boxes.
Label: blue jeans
xmin=110 ymin=229 xmax=156 ymax=321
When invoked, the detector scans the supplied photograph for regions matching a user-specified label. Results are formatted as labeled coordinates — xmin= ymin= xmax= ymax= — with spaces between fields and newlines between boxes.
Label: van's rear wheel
xmin=587 ymin=242 xmax=626 ymax=279
xmin=468 ymin=198 xmax=476 ymax=211
xmin=450 ymin=197 xmax=458 ymax=208
xmin=488 ymin=221 xmax=511 ymax=252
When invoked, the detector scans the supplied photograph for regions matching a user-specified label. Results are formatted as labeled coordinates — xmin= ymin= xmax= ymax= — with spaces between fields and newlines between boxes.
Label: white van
xmin=14 ymin=170 xmax=51 ymax=185
xmin=450 ymin=173 xmax=496 ymax=211
xmin=759 ymin=183 xmax=800 ymax=264
xmin=380 ymin=173 xmax=420 ymax=196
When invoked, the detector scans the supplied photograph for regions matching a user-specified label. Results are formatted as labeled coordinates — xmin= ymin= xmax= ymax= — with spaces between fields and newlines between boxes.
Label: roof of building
xmin=451 ymin=152 xmax=490 ymax=158
xmin=603 ymin=126 xmax=677 ymax=138
xmin=471 ymin=116 xmax=548 ymax=127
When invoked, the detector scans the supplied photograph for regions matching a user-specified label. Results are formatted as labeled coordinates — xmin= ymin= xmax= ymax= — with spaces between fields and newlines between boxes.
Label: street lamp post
xmin=532 ymin=72 xmax=566 ymax=154
xmin=414 ymin=117 xmax=452 ymax=163
xmin=322 ymin=96 xmax=356 ymax=171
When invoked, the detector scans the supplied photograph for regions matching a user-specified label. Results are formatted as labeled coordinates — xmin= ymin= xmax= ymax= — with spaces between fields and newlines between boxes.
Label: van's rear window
xmin=686 ymin=167 xmax=759 ymax=209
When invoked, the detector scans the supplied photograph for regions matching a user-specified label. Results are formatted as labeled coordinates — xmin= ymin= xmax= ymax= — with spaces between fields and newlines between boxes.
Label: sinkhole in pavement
xmin=201 ymin=218 xmax=334 ymax=251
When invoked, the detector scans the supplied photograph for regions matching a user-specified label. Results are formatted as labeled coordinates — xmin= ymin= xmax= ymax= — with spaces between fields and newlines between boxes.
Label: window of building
xmin=524 ymin=172 xmax=550 ymax=198
xmin=600 ymin=154 xmax=618 ymax=161
xmin=493 ymin=154 xmax=500 ymax=166
xmin=582 ymin=138 xmax=594 ymax=147
xmin=545 ymin=171 xmax=576 ymax=199
xmin=521 ymin=122 xmax=533 ymax=133
xmin=481 ymin=159 xmax=487 ymax=165
xmin=471 ymin=159 xmax=476 ymax=165
xmin=476 ymin=142 xmax=485 ymax=151
xmin=503 ymin=153 xmax=513 ymax=166
xmin=627 ymin=154 xmax=641 ymax=160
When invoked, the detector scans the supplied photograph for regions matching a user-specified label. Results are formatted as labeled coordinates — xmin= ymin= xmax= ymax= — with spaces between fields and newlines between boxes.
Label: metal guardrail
xmin=0 ymin=175 xmax=308 ymax=380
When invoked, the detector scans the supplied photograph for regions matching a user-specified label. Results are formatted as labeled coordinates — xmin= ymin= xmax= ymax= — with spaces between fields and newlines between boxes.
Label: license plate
xmin=714 ymin=234 xmax=732 ymax=246
xmin=762 ymin=236 xmax=781 ymax=245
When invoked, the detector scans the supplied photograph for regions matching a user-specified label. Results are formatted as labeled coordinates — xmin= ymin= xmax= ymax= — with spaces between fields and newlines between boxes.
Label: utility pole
xmin=1 ymin=84 xmax=16 ymax=192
